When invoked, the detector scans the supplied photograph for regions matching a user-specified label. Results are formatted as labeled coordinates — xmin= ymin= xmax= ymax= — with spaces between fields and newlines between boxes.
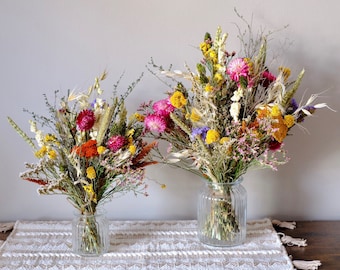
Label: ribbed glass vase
xmin=197 ymin=177 xmax=247 ymax=247
xmin=72 ymin=210 xmax=109 ymax=256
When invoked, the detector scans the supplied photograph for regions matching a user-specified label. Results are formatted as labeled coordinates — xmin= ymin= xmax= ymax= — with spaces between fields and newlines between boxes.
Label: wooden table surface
xmin=275 ymin=221 xmax=340 ymax=269
xmin=1 ymin=221 xmax=339 ymax=269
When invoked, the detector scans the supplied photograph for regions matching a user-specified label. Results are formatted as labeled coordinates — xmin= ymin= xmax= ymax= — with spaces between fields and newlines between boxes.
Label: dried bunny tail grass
xmin=7 ymin=117 xmax=36 ymax=150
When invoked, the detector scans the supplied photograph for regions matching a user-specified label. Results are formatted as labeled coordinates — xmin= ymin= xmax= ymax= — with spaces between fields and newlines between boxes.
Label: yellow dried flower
xmin=86 ymin=166 xmax=96 ymax=180
xmin=200 ymin=42 xmax=211 ymax=54
xmin=44 ymin=134 xmax=58 ymax=144
xmin=243 ymin=58 xmax=254 ymax=74
xmin=134 ymin=113 xmax=145 ymax=122
xmin=284 ymin=114 xmax=295 ymax=128
xmin=126 ymin=129 xmax=135 ymax=137
xmin=83 ymin=183 xmax=97 ymax=203
xmin=97 ymin=146 xmax=106 ymax=154
xmin=35 ymin=145 xmax=47 ymax=158
xmin=272 ymin=116 xmax=288 ymax=143
xmin=205 ymin=83 xmax=214 ymax=92
xmin=270 ymin=105 xmax=282 ymax=117
xmin=208 ymin=49 xmax=218 ymax=63
xmin=170 ymin=91 xmax=187 ymax=109
xmin=190 ymin=109 xmax=201 ymax=122
xmin=257 ymin=106 xmax=270 ymax=118
xmin=129 ymin=144 xmax=136 ymax=155
xmin=279 ymin=66 xmax=291 ymax=82
xmin=205 ymin=129 xmax=220 ymax=144
xmin=219 ymin=137 xmax=230 ymax=144
xmin=48 ymin=149 xmax=57 ymax=160
xmin=213 ymin=73 xmax=224 ymax=84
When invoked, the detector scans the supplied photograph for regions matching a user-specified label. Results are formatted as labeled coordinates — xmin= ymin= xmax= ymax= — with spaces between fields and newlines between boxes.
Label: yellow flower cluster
xmin=86 ymin=166 xmax=96 ymax=180
xmin=97 ymin=145 xmax=106 ymax=154
xmin=44 ymin=134 xmax=59 ymax=145
xmin=170 ymin=91 xmax=187 ymax=109
xmin=256 ymin=105 xmax=296 ymax=143
xmin=83 ymin=183 xmax=97 ymax=203
xmin=190 ymin=109 xmax=201 ymax=122
xmin=204 ymin=83 xmax=214 ymax=92
xmin=126 ymin=129 xmax=136 ymax=154
xmin=199 ymin=41 xmax=212 ymax=58
xmin=34 ymin=145 xmax=57 ymax=160
xmin=129 ymin=144 xmax=136 ymax=154
xmin=133 ymin=112 xmax=145 ymax=122
xmin=205 ymin=129 xmax=220 ymax=144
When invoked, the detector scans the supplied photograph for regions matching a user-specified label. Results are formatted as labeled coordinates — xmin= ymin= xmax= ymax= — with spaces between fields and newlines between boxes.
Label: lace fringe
xmin=0 ymin=222 xmax=14 ymax=233
xmin=273 ymin=219 xmax=321 ymax=270
xmin=292 ymin=258 xmax=322 ymax=270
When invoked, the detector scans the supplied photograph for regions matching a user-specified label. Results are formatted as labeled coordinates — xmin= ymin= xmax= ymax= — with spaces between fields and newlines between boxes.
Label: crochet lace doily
xmin=0 ymin=218 xmax=293 ymax=270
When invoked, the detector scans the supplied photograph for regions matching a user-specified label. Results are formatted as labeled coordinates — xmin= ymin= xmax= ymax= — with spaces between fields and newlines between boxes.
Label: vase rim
xmin=204 ymin=176 xmax=244 ymax=186
xmin=73 ymin=208 xmax=106 ymax=217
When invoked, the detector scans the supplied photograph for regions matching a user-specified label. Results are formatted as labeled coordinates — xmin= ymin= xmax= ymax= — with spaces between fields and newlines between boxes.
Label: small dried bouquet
xmin=8 ymin=72 xmax=157 ymax=254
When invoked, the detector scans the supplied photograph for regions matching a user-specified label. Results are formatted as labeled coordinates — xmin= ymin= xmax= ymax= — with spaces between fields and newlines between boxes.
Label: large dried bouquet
xmin=139 ymin=26 xmax=330 ymax=244
xmin=141 ymin=26 xmax=328 ymax=184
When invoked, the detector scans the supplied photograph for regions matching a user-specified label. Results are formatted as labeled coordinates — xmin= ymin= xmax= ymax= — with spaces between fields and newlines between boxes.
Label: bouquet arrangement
xmin=138 ymin=26 xmax=329 ymax=244
xmin=140 ymin=26 xmax=328 ymax=184
xmin=8 ymin=72 xmax=157 ymax=254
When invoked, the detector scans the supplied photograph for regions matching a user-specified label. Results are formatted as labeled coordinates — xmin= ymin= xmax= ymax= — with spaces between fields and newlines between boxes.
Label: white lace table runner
xmin=0 ymin=218 xmax=293 ymax=270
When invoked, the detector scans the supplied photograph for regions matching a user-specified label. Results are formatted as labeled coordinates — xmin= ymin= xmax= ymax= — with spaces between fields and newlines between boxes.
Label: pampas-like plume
xmin=132 ymin=141 xmax=158 ymax=168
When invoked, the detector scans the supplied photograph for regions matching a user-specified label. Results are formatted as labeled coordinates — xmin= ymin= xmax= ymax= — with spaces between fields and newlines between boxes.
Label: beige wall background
xmin=1 ymin=0 xmax=339 ymax=222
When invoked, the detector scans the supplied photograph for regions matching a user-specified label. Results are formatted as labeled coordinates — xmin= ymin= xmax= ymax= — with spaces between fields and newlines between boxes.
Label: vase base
xmin=198 ymin=233 xmax=246 ymax=247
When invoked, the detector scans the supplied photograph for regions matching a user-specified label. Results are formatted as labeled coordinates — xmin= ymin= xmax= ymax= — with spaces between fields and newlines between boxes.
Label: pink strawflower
xmin=227 ymin=58 xmax=249 ymax=82
xmin=152 ymin=98 xmax=175 ymax=117
xmin=262 ymin=71 xmax=276 ymax=81
xmin=261 ymin=70 xmax=276 ymax=87
xmin=144 ymin=114 xmax=167 ymax=133
xmin=76 ymin=109 xmax=95 ymax=131
xmin=107 ymin=135 xmax=126 ymax=152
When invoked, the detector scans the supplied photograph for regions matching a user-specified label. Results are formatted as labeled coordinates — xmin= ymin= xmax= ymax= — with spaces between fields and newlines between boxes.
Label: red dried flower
xmin=76 ymin=109 xmax=95 ymax=131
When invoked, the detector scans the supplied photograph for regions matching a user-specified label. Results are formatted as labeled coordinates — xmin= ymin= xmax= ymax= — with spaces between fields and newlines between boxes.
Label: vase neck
xmin=206 ymin=177 xmax=244 ymax=189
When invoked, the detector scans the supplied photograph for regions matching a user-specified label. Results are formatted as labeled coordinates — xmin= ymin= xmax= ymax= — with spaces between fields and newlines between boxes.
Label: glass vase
xmin=72 ymin=210 xmax=109 ymax=256
xmin=197 ymin=177 xmax=247 ymax=247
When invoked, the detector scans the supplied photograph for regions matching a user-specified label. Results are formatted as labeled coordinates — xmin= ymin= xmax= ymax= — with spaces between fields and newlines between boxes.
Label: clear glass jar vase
xmin=197 ymin=177 xmax=247 ymax=247
xmin=72 ymin=210 xmax=109 ymax=256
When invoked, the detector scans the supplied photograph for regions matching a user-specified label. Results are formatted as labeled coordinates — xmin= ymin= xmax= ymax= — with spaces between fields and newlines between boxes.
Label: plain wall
xmin=1 ymin=0 xmax=339 ymax=222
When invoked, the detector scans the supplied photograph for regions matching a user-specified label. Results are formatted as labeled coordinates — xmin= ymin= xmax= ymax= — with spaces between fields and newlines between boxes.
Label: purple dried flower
xmin=191 ymin=126 xmax=209 ymax=141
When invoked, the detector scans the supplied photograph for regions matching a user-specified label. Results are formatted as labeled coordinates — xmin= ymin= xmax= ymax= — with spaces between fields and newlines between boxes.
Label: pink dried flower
xmin=76 ymin=109 xmax=95 ymax=131
xmin=262 ymin=70 xmax=276 ymax=81
xmin=144 ymin=114 xmax=167 ymax=133
xmin=107 ymin=135 xmax=126 ymax=152
xmin=152 ymin=98 xmax=175 ymax=117
xmin=261 ymin=70 xmax=276 ymax=87
xmin=227 ymin=58 xmax=249 ymax=82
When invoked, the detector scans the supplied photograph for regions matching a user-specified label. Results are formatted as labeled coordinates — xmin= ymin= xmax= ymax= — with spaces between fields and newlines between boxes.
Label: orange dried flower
xmin=72 ymin=139 xmax=99 ymax=158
